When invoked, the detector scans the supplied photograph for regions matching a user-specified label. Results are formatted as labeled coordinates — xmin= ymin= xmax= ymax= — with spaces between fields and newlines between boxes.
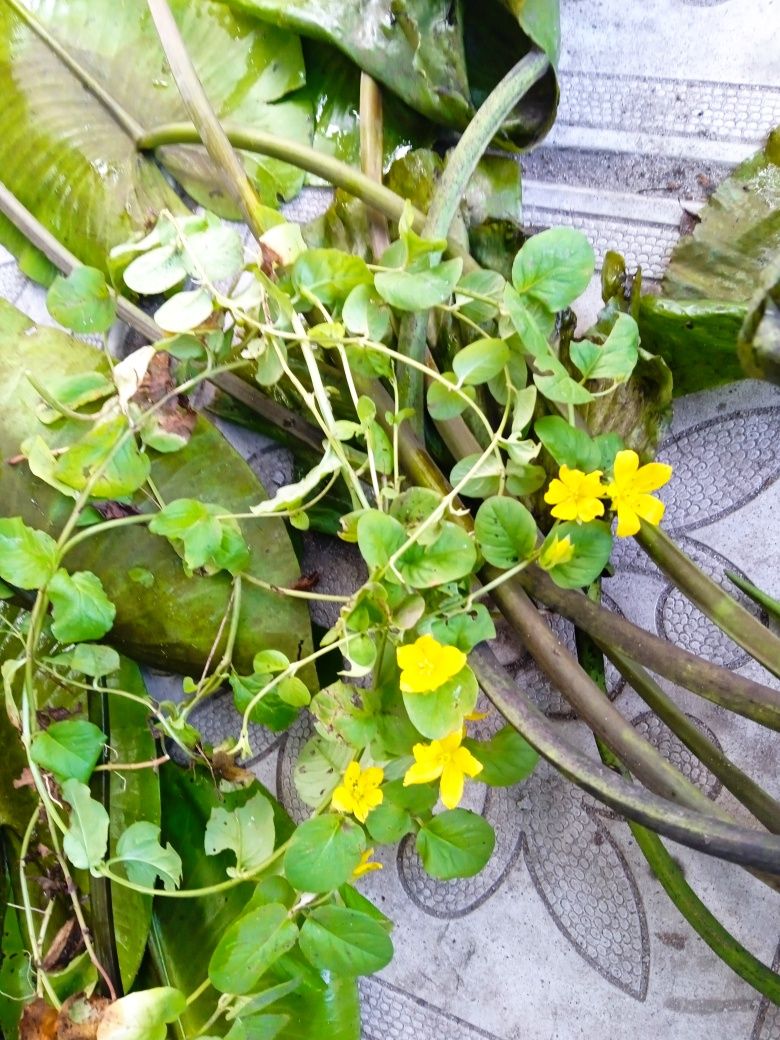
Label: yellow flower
xmin=331 ymin=762 xmax=384 ymax=823
xmin=544 ymin=466 xmax=606 ymax=523
xmin=605 ymin=450 xmax=672 ymax=538
xmin=539 ymin=534 xmax=574 ymax=570
xmin=397 ymin=634 xmax=467 ymax=694
xmin=352 ymin=848 xmax=383 ymax=879
xmin=403 ymin=729 xmax=483 ymax=810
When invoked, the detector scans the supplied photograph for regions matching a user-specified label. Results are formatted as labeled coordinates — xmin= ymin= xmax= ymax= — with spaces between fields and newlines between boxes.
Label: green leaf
xmin=96 ymin=987 xmax=186 ymax=1040
xmin=299 ymin=907 xmax=393 ymax=977
xmin=464 ymin=726 xmax=539 ymax=786
xmin=29 ymin=719 xmax=105 ymax=784
xmin=35 ymin=371 xmax=114 ymax=426
xmin=356 ymin=511 xmax=406 ymax=570
xmin=123 ymin=245 xmax=189 ymax=295
xmin=342 ymin=284 xmax=391 ymax=342
xmin=570 ymin=313 xmax=639 ymax=383
xmin=294 ymin=736 xmax=354 ymax=809
xmin=533 ymin=369 xmax=595 ymax=405
xmin=209 ymin=904 xmax=299 ymax=995
xmin=511 ymin=228 xmax=595 ymax=311
xmin=365 ymin=800 xmax=413 ymax=844
xmin=474 ymin=497 xmax=537 ymax=569
xmin=402 ymin=666 xmax=478 ymax=741
xmin=46 ymin=266 xmax=116 ymax=333
xmin=534 ymin=415 xmax=600 ymax=471
xmin=448 ymin=454 xmax=503 ymax=499
xmin=53 ymin=415 xmax=151 ymax=498
xmin=154 ymin=288 xmax=215 ymax=333
xmin=114 ymin=821 xmax=182 ymax=892
xmin=230 ymin=672 xmax=300 ymax=732
xmin=541 ymin=520 xmax=613 ymax=589
xmin=374 ymin=258 xmax=463 ymax=312
xmin=504 ymin=462 xmax=547 ymax=497
xmin=293 ymin=249 xmax=373 ymax=307
xmin=381 ymin=777 xmax=438 ymax=815
xmin=426 ymin=374 xmax=475 ymax=420
xmin=0 ymin=904 xmax=33 ymax=1039
xmin=62 ymin=778 xmax=109 ymax=871
xmin=455 ymin=269 xmax=505 ymax=323
xmin=205 ymin=792 xmax=276 ymax=877
xmin=397 ymin=522 xmax=477 ymax=587
xmin=47 ymin=643 xmax=120 ymax=678
xmin=0 ymin=0 xmax=308 ymax=270
xmin=452 ymin=337 xmax=509 ymax=386
xmin=48 ymin=569 xmax=115 ymax=643
xmin=0 ymin=517 xmax=58 ymax=589
xmin=424 ymin=605 xmax=496 ymax=653
xmin=415 ymin=809 xmax=496 ymax=880
xmin=149 ymin=499 xmax=250 ymax=576
xmin=310 ymin=683 xmax=378 ymax=750
xmin=284 ymin=814 xmax=366 ymax=893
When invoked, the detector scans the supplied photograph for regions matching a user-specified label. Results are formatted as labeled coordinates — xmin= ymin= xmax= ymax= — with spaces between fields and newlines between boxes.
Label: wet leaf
xmin=0 ymin=0 xmax=309 ymax=271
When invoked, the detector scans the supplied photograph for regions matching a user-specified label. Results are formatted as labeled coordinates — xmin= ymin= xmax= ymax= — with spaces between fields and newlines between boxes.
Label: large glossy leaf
xmin=638 ymin=128 xmax=780 ymax=393
xmin=0 ymin=0 xmax=310 ymax=268
xmin=153 ymin=764 xmax=360 ymax=1040
xmin=0 ymin=300 xmax=312 ymax=675
xmin=225 ymin=0 xmax=559 ymax=148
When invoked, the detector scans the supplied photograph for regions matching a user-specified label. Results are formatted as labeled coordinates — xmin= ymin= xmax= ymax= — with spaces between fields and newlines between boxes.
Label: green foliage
xmin=149 ymin=499 xmax=250 ymax=576
xmin=47 ymin=569 xmax=116 ymax=643
xmin=0 ymin=517 xmax=58 ymax=589
xmin=464 ymin=727 xmax=539 ymax=786
xmin=97 ymin=988 xmax=186 ymax=1040
xmin=209 ymin=905 xmax=300 ymax=994
xmin=62 ymin=778 xmax=109 ymax=871
xmin=540 ymin=521 xmax=613 ymax=589
xmin=205 ymin=793 xmax=276 ymax=877
xmin=293 ymin=249 xmax=373 ymax=307
xmin=299 ymin=907 xmax=394 ymax=977
xmin=416 ymin=810 xmax=496 ymax=879
xmin=46 ymin=266 xmax=116 ymax=334
xmin=114 ymin=822 xmax=182 ymax=892
xmin=402 ymin=667 xmax=478 ymax=741
xmin=283 ymin=815 xmax=366 ymax=893
xmin=475 ymin=497 xmax=537 ymax=569
xmin=29 ymin=719 xmax=105 ymax=784
xmin=375 ymin=259 xmax=463 ymax=312
xmin=511 ymin=228 xmax=595 ymax=311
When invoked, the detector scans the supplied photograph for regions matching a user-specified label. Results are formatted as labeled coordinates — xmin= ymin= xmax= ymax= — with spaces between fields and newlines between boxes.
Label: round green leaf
xmin=464 ymin=727 xmax=539 ymax=786
xmin=365 ymin=801 xmax=413 ymax=844
xmin=293 ymin=735 xmax=353 ymax=809
xmin=154 ymin=288 xmax=214 ymax=334
xmin=542 ymin=520 xmax=613 ymax=589
xmin=46 ymin=266 xmax=116 ymax=333
xmin=452 ymin=338 xmax=509 ymax=386
xmin=48 ymin=568 xmax=115 ymax=643
xmin=208 ymin=903 xmax=299 ymax=994
xmin=426 ymin=374 xmax=474 ymax=421
xmin=402 ymin=665 xmax=478 ymax=740
xmin=474 ymin=497 xmax=537 ymax=569
xmin=415 ymin=809 xmax=495 ymax=880
xmin=511 ymin=228 xmax=595 ymax=311
xmin=356 ymin=510 xmax=406 ymax=570
xmin=534 ymin=415 xmax=600 ymax=471
xmin=299 ymin=907 xmax=393 ymax=977
xmin=97 ymin=987 xmax=186 ymax=1040
xmin=397 ymin=522 xmax=476 ymax=587
xmin=292 ymin=249 xmax=372 ymax=307
xmin=283 ymin=814 xmax=366 ymax=893
xmin=123 ymin=245 xmax=188 ymax=295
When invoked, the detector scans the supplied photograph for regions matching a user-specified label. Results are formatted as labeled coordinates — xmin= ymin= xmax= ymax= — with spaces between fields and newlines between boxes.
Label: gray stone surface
xmin=1 ymin=0 xmax=778 ymax=1035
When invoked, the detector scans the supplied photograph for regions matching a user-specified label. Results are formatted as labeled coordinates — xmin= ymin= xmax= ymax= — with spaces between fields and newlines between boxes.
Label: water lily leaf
xmin=638 ymin=128 xmax=780 ymax=393
xmin=224 ymin=0 xmax=558 ymax=148
xmin=0 ymin=300 xmax=312 ymax=675
xmin=0 ymin=0 xmax=309 ymax=271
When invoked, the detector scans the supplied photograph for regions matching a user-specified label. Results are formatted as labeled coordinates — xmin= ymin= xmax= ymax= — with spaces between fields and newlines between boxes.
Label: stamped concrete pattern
xmin=1 ymin=0 xmax=779 ymax=1036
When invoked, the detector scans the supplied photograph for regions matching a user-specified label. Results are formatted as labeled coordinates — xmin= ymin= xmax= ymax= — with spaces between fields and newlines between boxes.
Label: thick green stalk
xmin=359 ymin=73 xmax=390 ymax=260
xmin=146 ymin=0 xmax=270 ymax=240
xmin=603 ymin=645 xmax=780 ymax=833
xmin=637 ymin=523 xmax=780 ymax=679
xmin=727 ymin=570 xmax=780 ymax=624
xmin=578 ymin=622 xmax=780 ymax=1000
xmin=396 ymin=49 xmax=549 ymax=427
xmin=471 ymin=645 xmax=780 ymax=874
xmin=518 ymin=564 xmax=780 ymax=729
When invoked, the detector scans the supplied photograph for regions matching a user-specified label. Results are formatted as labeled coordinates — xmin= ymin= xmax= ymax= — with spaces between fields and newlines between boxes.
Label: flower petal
xmin=615 ymin=504 xmax=641 ymax=538
xmin=635 ymin=493 xmax=665 ymax=526
xmin=360 ymin=766 xmax=385 ymax=789
xmin=440 ymin=764 xmax=465 ymax=809
xmin=544 ymin=479 xmax=569 ymax=506
xmin=634 ymin=462 xmax=673 ymax=494
xmin=612 ymin=450 xmax=640 ymax=484
xmin=453 ymin=746 xmax=484 ymax=778
xmin=577 ymin=498 xmax=605 ymax=523
xmin=404 ymin=760 xmax=443 ymax=786
xmin=550 ymin=500 xmax=580 ymax=522
xmin=331 ymin=785 xmax=353 ymax=814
